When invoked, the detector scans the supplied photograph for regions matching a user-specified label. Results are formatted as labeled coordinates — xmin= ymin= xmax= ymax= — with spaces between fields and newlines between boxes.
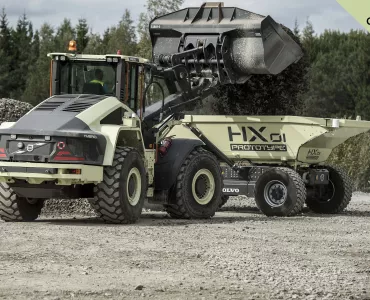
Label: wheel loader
xmin=0 ymin=2 xmax=366 ymax=223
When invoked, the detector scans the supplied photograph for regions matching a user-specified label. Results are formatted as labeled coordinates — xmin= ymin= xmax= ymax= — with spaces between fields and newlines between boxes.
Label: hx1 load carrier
xmin=0 ymin=2 xmax=367 ymax=223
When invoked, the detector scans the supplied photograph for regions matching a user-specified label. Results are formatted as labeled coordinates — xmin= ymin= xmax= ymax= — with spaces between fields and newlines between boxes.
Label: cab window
xmin=59 ymin=61 xmax=117 ymax=95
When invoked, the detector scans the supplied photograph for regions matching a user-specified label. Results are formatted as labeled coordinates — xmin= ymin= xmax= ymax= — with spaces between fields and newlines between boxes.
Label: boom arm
xmin=142 ymin=2 xmax=303 ymax=127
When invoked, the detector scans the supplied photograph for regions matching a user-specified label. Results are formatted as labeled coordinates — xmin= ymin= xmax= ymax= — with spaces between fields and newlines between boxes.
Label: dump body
xmin=168 ymin=115 xmax=370 ymax=165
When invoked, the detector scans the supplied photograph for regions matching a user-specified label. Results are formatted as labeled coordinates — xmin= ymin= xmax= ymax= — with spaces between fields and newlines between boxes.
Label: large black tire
xmin=165 ymin=147 xmax=223 ymax=219
xmin=219 ymin=195 xmax=229 ymax=208
xmin=89 ymin=147 xmax=147 ymax=224
xmin=305 ymin=164 xmax=352 ymax=214
xmin=254 ymin=167 xmax=306 ymax=217
xmin=0 ymin=183 xmax=44 ymax=222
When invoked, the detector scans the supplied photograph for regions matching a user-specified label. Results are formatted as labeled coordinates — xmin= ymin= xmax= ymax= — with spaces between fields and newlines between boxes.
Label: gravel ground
xmin=0 ymin=193 xmax=370 ymax=300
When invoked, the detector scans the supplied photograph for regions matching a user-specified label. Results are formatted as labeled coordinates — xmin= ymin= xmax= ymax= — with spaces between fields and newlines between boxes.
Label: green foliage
xmin=105 ymin=9 xmax=137 ymax=55
xmin=22 ymin=24 xmax=55 ymax=105
xmin=137 ymin=0 xmax=184 ymax=60
xmin=0 ymin=8 xmax=12 ymax=98
xmin=301 ymin=29 xmax=370 ymax=119
xmin=7 ymin=14 xmax=34 ymax=100
xmin=328 ymin=132 xmax=370 ymax=192
xmin=54 ymin=18 xmax=75 ymax=51
xmin=76 ymin=18 xmax=89 ymax=53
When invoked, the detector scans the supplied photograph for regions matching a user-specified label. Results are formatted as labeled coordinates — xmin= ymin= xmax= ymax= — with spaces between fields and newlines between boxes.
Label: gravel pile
xmin=0 ymin=98 xmax=33 ymax=123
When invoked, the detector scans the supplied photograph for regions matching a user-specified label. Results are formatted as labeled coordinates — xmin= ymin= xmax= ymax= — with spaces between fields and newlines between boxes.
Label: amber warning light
xmin=68 ymin=40 xmax=77 ymax=51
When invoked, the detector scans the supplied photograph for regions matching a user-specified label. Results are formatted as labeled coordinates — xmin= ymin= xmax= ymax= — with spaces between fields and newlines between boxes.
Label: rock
xmin=135 ymin=285 xmax=144 ymax=291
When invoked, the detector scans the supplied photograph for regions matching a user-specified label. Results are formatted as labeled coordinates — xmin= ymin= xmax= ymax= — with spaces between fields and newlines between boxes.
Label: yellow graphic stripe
xmin=336 ymin=0 xmax=370 ymax=32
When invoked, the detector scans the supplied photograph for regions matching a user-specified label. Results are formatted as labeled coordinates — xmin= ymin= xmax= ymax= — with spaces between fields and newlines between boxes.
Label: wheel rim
xmin=126 ymin=167 xmax=141 ymax=206
xmin=191 ymin=169 xmax=215 ymax=205
xmin=264 ymin=180 xmax=288 ymax=207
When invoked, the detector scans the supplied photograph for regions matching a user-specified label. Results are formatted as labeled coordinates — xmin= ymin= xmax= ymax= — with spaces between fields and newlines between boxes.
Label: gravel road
xmin=1 ymin=193 xmax=370 ymax=300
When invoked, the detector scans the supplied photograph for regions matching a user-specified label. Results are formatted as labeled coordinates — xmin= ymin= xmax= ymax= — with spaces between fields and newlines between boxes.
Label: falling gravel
xmin=0 ymin=193 xmax=369 ymax=300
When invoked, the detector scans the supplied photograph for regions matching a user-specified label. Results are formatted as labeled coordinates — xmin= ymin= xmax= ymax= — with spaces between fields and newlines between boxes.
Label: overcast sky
xmin=1 ymin=0 xmax=365 ymax=35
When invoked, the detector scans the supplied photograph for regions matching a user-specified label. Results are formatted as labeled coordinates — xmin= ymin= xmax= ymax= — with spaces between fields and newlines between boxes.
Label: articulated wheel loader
xmin=0 ymin=2 xmax=364 ymax=223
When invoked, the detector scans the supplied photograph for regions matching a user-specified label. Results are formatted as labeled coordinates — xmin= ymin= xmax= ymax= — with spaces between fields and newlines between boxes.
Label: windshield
xmin=59 ymin=61 xmax=117 ymax=95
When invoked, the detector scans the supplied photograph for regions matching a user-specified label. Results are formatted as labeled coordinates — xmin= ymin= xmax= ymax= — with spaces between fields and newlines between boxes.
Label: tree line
xmin=0 ymin=0 xmax=369 ymax=120
xmin=0 ymin=0 xmax=182 ymax=106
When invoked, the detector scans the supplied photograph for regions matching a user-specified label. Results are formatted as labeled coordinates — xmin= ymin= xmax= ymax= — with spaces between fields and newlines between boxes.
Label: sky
xmin=1 ymin=0 xmax=366 ymax=35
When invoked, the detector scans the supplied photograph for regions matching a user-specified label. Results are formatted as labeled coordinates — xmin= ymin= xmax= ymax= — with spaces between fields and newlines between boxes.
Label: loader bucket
xmin=149 ymin=3 xmax=303 ymax=84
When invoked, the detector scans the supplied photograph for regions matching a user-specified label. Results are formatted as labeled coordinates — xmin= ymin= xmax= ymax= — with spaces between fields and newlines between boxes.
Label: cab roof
xmin=47 ymin=52 xmax=149 ymax=64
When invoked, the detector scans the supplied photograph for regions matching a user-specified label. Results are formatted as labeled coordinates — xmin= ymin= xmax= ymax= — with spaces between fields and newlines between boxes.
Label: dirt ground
xmin=0 ymin=193 xmax=370 ymax=300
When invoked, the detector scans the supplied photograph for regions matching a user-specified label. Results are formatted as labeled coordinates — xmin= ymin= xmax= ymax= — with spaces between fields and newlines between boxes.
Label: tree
xmin=137 ymin=0 xmax=184 ymax=59
xmin=293 ymin=18 xmax=300 ymax=39
xmin=76 ymin=18 xmax=89 ymax=53
xmin=301 ymin=30 xmax=370 ymax=119
xmin=0 ymin=8 xmax=12 ymax=98
xmin=84 ymin=32 xmax=104 ymax=54
xmin=54 ymin=18 xmax=75 ymax=52
xmin=30 ymin=30 xmax=40 ymax=64
xmin=22 ymin=24 xmax=55 ymax=105
xmin=8 ymin=13 xmax=33 ymax=99
xmin=106 ymin=9 xmax=137 ymax=55
xmin=301 ymin=17 xmax=316 ymax=62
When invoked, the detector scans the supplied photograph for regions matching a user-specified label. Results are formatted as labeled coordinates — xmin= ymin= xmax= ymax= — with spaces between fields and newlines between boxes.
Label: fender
xmin=99 ymin=125 xmax=145 ymax=166
xmin=154 ymin=138 xmax=204 ymax=190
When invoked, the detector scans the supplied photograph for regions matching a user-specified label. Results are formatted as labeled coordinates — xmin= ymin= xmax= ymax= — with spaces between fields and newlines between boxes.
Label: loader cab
xmin=47 ymin=51 xmax=168 ymax=118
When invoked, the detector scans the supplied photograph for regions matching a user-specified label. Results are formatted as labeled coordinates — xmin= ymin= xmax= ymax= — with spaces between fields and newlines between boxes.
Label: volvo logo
xmin=26 ymin=144 xmax=34 ymax=152
xmin=223 ymin=188 xmax=240 ymax=193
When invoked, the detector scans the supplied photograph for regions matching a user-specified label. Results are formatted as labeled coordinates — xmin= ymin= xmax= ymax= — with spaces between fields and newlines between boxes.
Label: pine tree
xmin=54 ymin=18 xmax=75 ymax=52
xmin=137 ymin=0 xmax=184 ymax=59
xmin=301 ymin=17 xmax=316 ymax=62
xmin=293 ymin=18 xmax=300 ymax=38
xmin=0 ymin=8 xmax=12 ymax=98
xmin=76 ymin=18 xmax=89 ymax=53
xmin=106 ymin=9 xmax=137 ymax=55
xmin=8 ymin=13 xmax=33 ymax=100
xmin=22 ymin=24 xmax=55 ymax=105
xmin=30 ymin=30 xmax=40 ymax=63
xmin=84 ymin=32 xmax=104 ymax=54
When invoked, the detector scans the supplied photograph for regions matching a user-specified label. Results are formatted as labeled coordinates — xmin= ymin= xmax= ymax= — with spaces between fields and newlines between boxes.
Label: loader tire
xmin=165 ymin=147 xmax=223 ymax=219
xmin=0 ymin=183 xmax=44 ymax=222
xmin=305 ymin=165 xmax=352 ymax=214
xmin=254 ymin=167 xmax=306 ymax=217
xmin=90 ymin=147 xmax=147 ymax=224
xmin=219 ymin=195 xmax=229 ymax=208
